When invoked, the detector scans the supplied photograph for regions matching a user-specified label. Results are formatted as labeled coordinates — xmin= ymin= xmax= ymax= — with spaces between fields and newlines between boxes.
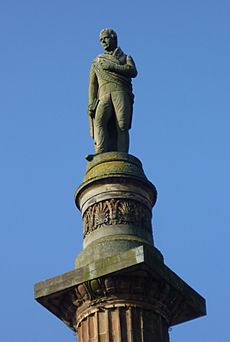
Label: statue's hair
xmin=100 ymin=28 xmax=118 ymax=45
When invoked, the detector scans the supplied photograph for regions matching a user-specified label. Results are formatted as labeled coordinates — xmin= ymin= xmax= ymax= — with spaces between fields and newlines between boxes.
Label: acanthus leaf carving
xmin=82 ymin=198 xmax=152 ymax=238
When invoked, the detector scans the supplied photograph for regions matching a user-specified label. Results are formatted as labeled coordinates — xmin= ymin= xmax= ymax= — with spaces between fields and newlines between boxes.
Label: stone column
xmin=34 ymin=152 xmax=206 ymax=341
xmin=75 ymin=275 xmax=169 ymax=342
xmin=73 ymin=152 xmax=168 ymax=341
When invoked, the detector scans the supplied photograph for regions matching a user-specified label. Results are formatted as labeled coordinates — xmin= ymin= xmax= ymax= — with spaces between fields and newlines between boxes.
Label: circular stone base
xmin=74 ymin=152 xmax=158 ymax=268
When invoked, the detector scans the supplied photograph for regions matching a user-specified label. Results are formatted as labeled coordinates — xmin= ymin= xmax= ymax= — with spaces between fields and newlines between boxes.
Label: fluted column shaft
xmin=77 ymin=305 xmax=169 ymax=342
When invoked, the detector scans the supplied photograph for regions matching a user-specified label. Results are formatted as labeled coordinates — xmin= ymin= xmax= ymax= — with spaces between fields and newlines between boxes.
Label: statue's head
xmin=99 ymin=28 xmax=117 ymax=51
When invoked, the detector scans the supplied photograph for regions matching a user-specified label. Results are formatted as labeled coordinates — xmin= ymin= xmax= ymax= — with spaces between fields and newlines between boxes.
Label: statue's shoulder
xmin=91 ymin=54 xmax=105 ymax=66
xmin=115 ymin=48 xmax=133 ymax=64
xmin=117 ymin=48 xmax=135 ymax=61
xmin=115 ymin=48 xmax=126 ymax=58
xmin=97 ymin=53 xmax=106 ymax=58
xmin=94 ymin=53 xmax=105 ymax=61
xmin=126 ymin=55 xmax=135 ymax=62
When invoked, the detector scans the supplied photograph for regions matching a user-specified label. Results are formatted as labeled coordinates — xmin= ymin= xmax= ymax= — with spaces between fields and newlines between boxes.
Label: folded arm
xmin=112 ymin=56 xmax=138 ymax=78
xmin=101 ymin=56 xmax=138 ymax=78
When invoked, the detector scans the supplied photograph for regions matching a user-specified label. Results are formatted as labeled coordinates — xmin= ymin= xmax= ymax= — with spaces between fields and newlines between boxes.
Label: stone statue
xmin=87 ymin=28 xmax=137 ymax=156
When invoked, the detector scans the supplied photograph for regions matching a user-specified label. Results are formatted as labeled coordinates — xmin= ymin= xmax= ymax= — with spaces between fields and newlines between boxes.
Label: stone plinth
xmin=74 ymin=152 xmax=162 ymax=268
xmin=34 ymin=152 xmax=206 ymax=341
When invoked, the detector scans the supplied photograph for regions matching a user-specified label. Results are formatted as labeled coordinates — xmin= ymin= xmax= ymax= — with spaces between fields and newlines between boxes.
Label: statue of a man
xmin=87 ymin=28 xmax=137 ymax=155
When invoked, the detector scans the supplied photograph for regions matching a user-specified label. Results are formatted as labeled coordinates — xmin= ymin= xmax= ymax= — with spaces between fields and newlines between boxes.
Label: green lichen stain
xmin=84 ymin=160 xmax=146 ymax=182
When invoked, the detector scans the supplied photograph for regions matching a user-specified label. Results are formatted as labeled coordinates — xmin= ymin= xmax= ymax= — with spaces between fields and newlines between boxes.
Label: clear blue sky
xmin=1 ymin=0 xmax=229 ymax=341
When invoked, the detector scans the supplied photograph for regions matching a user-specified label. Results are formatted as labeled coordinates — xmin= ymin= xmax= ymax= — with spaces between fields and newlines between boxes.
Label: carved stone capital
xmin=74 ymin=273 xmax=172 ymax=341
xmin=74 ymin=272 xmax=184 ymax=327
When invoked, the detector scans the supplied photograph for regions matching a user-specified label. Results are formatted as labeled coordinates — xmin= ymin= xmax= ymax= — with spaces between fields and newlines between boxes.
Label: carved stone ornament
xmin=82 ymin=198 xmax=152 ymax=238
xmin=74 ymin=273 xmax=183 ymax=327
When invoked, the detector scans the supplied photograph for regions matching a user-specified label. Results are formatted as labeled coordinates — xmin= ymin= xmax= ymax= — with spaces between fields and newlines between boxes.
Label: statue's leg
xmin=94 ymin=94 xmax=113 ymax=153
xmin=111 ymin=91 xmax=131 ymax=152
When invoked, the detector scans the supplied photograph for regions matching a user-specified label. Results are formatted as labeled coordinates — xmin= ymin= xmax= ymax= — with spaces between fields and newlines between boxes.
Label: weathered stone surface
xmin=74 ymin=153 xmax=158 ymax=269
xmin=34 ymin=152 xmax=206 ymax=340
xmin=77 ymin=304 xmax=169 ymax=342
xmin=34 ymin=245 xmax=206 ymax=333
xmin=80 ymin=152 xmax=151 ymax=185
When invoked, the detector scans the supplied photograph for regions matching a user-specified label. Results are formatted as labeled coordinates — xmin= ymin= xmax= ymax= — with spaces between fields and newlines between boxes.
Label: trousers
xmin=94 ymin=90 xmax=132 ymax=153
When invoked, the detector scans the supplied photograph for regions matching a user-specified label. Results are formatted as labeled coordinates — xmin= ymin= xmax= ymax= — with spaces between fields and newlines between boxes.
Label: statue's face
xmin=100 ymin=33 xmax=117 ymax=51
